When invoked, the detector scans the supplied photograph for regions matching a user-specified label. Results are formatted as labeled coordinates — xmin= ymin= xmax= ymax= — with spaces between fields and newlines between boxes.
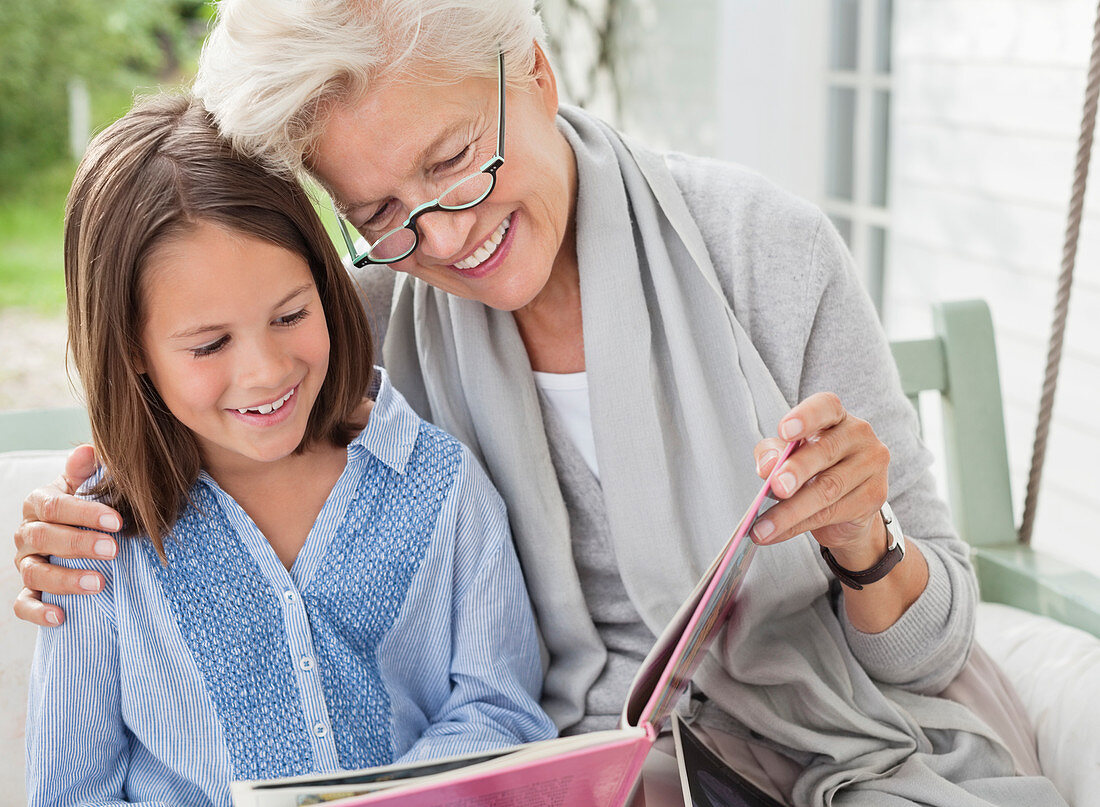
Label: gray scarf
xmin=383 ymin=106 xmax=1064 ymax=806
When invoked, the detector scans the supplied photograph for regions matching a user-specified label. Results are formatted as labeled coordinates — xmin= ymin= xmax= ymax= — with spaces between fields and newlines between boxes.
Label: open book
xmin=230 ymin=441 xmax=798 ymax=807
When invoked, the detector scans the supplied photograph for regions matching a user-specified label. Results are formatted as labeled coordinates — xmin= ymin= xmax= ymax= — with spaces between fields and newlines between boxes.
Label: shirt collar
xmin=344 ymin=367 xmax=419 ymax=474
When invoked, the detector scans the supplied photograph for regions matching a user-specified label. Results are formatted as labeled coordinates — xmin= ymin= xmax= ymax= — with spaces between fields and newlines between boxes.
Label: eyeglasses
xmin=332 ymin=52 xmax=506 ymax=266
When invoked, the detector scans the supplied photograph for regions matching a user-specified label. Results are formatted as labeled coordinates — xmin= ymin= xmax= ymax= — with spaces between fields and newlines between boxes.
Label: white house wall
xmin=890 ymin=0 xmax=1100 ymax=575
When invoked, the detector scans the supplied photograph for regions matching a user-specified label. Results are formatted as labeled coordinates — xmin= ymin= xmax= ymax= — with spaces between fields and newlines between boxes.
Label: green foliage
xmin=0 ymin=162 xmax=74 ymax=312
xmin=0 ymin=0 xmax=208 ymax=181
xmin=0 ymin=2 xmax=210 ymax=315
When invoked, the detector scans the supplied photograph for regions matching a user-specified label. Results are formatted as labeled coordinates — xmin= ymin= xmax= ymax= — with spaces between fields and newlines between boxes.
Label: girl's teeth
xmin=236 ymin=388 xmax=294 ymax=415
xmin=455 ymin=216 xmax=510 ymax=270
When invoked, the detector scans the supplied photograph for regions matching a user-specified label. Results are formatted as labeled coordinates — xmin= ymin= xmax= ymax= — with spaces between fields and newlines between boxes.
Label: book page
xmin=671 ymin=714 xmax=786 ymax=807
xmin=622 ymin=441 xmax=798 ymax=731
xmin=231 ymin=727 xmax=653 ymax=807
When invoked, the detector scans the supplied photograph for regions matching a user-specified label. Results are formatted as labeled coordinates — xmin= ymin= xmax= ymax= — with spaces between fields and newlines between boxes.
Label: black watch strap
xmin=820 ymin=508 xmax=905 ymax=591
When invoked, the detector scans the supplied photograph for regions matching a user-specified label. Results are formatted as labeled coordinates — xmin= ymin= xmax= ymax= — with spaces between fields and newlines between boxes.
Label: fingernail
xmin=80 ymin=574 xmax=101 ymax=592
xmin=46 ymin=611 xmax=60 ymax=626
xmin=752 ymin=518 xmax=775 ymax=542
xmin=94 ymin=539 xmax=115 ymax=559
xmin=780 ymin=419 xmax=802 ymax=441
xmin=757 ymin=450 xmax=779 ymax=475
xmin=778 ymin=472 xmax=797 ymax=495
xmin=99 ymin=514 xmax=121 ymax=532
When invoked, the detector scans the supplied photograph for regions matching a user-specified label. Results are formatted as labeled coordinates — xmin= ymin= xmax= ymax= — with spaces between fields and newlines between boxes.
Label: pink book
xmin=231 ymin=442 xmax=799 ymax=807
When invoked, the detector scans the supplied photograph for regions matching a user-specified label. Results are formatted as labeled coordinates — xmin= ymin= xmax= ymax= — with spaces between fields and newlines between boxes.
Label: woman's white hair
xmin=194 ymin=0 xmax=545 ymax=175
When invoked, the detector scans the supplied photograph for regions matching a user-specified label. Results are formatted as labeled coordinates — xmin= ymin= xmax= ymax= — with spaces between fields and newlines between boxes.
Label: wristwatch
xmin=820 ymin=502 xmax=906 ymax=590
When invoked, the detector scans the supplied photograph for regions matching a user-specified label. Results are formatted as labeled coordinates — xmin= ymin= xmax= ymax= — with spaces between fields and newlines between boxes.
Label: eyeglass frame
xmin=331 ymin=51 xmax=506 ymax=267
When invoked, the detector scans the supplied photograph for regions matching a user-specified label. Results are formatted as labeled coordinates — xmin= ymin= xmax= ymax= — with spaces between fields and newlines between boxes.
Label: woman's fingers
xmin=11 ymin=445 xmax=117 ymax=624
xmin=17 ymin=444 xmax=119 ymax=567
xmin=752 ymin=455 xmax=878 ymax=545
xmin=21 ymin=451 xmax=120 ymax=534
xmin=777 ymin=392 xmax=847 ymax=442
xmin=753 ymin=437 xmax=788 ymax=478
xmin=14 ymin=518 xmax=114 ymax=599
xmin=61 ymin=444 xmax=100 ymax=494
xmin=750 ymin=394 xmax=890 ymax=552
xmin=769 ymin=416 xmax=885 ymax=499
xmin=19 ymin=553 xmax=104 ymax=595
xmin=16 ymin=519 xmax=117 ymax=564
xmin=13 ymin=586 xmax=65 ymax=628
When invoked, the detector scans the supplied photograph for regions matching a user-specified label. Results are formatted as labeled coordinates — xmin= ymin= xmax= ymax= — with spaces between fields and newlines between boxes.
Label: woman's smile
xmin=449 ymin=212 xmax=516 ymax=278
xmin=452 ymin=213 xmax=513 ymax=272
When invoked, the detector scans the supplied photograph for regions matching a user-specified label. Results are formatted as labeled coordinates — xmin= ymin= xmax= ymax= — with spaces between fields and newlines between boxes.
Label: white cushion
xmin=976 ymin=601 xmax=1100 ymax=807
xmin=0 ymin=450 xmax=70 ymax=806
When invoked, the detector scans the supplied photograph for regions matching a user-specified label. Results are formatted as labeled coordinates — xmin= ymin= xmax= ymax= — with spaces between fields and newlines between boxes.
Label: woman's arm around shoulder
xmin=14 ymin=445 xmax=123 ymax=627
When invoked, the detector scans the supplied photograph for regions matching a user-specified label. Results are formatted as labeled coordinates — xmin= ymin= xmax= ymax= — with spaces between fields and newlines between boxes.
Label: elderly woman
xmin=14 ymin=2 xmax=1065 ymax=805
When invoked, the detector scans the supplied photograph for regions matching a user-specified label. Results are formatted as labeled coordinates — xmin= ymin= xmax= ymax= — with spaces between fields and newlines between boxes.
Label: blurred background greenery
xmin=0 ymin=0 xmax=211 ymax=313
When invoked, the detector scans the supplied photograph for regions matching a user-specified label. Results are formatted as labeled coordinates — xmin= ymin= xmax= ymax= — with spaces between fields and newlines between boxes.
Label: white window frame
xmin=822 ymin=0 xmax=894 ymax=315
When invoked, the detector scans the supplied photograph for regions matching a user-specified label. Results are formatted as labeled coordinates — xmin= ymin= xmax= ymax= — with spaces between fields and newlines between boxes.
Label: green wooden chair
xmin=890 ymin=298 xmax=1100 ymax=638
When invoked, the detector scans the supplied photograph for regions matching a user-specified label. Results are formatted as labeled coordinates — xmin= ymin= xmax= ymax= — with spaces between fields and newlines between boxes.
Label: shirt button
xmin=313 ymin=722 xmax=327 ymax=738
xmin=283 ymin=590 xmax=296 ymax=603
xmin=300 ymin=656 xmax=315 ymax=671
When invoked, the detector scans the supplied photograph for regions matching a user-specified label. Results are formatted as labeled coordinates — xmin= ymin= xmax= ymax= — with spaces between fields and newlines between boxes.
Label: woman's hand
xmin=12 ymin=445 xmax=121 ymax=627
xmin=750 ymin=392 xmax=890 ymax=567
xmin=750 ymin=392 xmax=928 ymax=632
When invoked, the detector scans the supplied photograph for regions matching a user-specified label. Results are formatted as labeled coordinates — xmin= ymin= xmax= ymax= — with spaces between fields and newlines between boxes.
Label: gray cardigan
xmin=351 ymin=151 xmax=973 ymax=698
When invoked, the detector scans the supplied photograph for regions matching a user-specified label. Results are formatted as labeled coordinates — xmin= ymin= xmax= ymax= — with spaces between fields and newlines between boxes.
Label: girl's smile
xmin=138 ymin=221 xmax=331 ymax=480
xmin=227 ymin=383 xmax=299 ymax=424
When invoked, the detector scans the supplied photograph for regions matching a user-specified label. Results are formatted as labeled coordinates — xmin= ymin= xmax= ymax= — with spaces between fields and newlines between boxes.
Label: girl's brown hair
xmin=65 ymin=93 xmax=374 ymax=554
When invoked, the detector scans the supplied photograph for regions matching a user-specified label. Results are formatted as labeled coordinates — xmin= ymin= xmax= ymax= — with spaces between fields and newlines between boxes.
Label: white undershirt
xmin=532 ymin=370 xmax=600 ymax=479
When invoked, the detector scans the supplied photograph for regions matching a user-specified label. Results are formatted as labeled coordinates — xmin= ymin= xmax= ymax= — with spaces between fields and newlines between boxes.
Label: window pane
xmin=867 ymin=225 xmax=887 ymax=316
xmin=830 ymin=215 xmax=853 ymax=246
xmin=875 ymin=0 xmax=893 ymax=74
xmin=870 ymin=90 xmax=891 ymax=207
xmin=829 ymin=0 xmax=860 ymax=71
xmin=826 ymin=87 xmax=857 ymax=201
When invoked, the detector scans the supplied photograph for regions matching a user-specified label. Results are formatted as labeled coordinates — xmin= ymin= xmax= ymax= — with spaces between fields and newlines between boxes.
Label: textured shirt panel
xmin=148 ymin=486 xmax=316 ymax=781
xmin=304 ymin=423 xmax=462 ymax=769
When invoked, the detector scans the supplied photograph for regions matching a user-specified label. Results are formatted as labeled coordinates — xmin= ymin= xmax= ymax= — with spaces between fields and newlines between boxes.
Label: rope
xmin=1018 ymin=0 xmax=1100 ymax=544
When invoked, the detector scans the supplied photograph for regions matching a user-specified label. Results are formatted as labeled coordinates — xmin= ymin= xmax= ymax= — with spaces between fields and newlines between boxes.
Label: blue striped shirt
xmin=26 ymin=370 xmax=556 ymax=807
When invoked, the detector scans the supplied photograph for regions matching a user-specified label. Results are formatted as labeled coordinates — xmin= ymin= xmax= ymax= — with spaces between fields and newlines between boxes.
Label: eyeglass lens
xmin=367 ymin=171 xmax=495 ymax=261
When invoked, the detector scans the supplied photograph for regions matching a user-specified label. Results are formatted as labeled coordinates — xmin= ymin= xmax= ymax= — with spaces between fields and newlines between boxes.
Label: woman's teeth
xmin=454 ymin=215 xmax=511 ymax=271
xmin=237 ymin=387 xmax=294 ymax=415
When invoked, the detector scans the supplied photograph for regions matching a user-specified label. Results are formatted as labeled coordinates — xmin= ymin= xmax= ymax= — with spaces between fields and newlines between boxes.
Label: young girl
xmin=25 ymin=94 xmax=556 ymax=807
